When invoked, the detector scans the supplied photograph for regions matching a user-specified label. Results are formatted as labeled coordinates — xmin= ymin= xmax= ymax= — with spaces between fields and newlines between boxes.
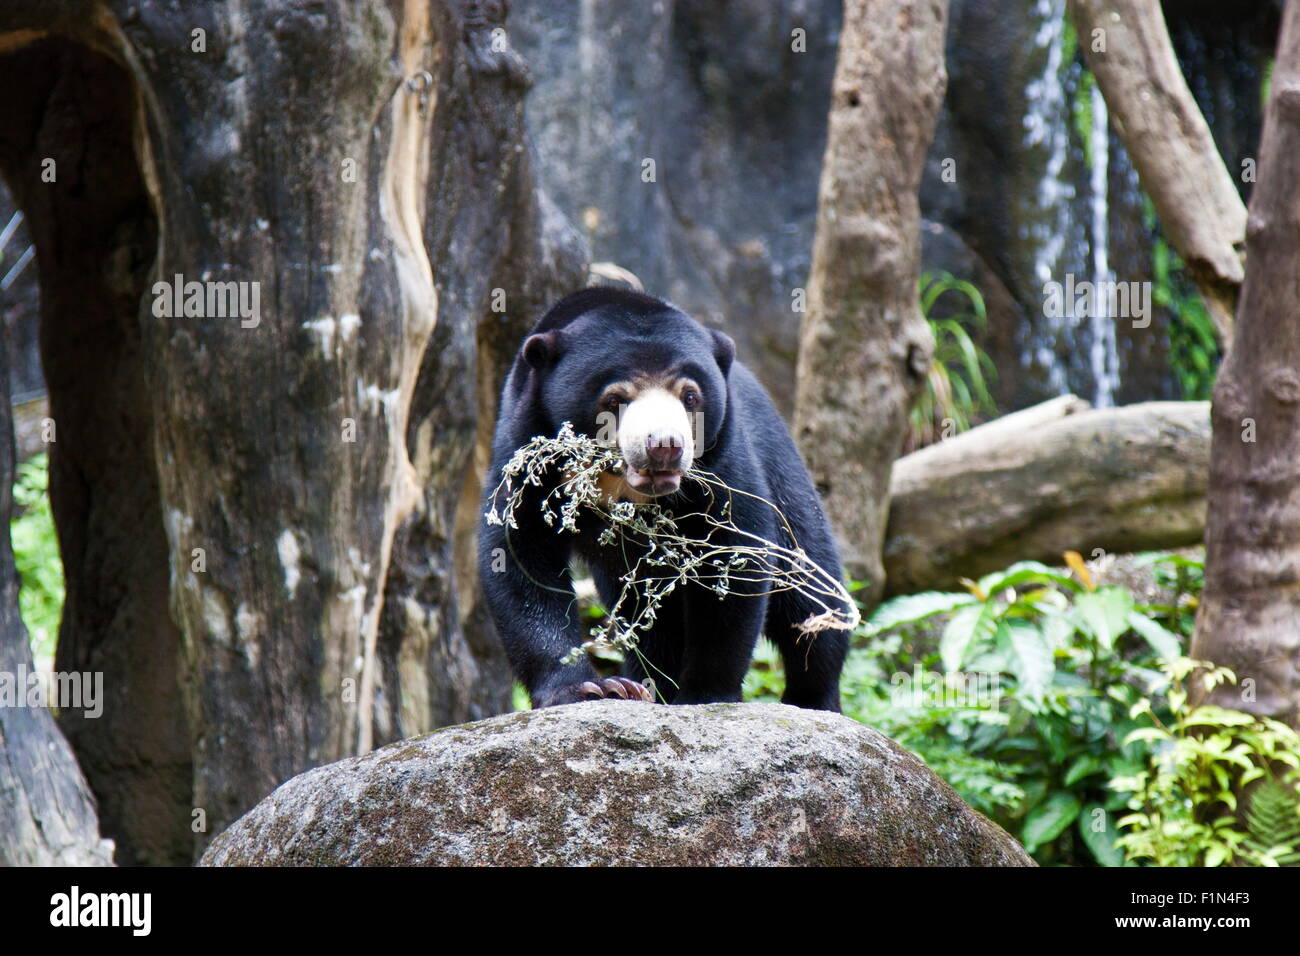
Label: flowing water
xmin=1021 ymin=0 xmax=1121 ymax=405
xmin=1088 ymin=82 xmax=1120 ymax=407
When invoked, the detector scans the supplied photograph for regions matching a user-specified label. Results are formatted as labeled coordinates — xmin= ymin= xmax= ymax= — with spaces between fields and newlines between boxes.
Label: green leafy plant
xmin=745 ymin=611 xmax=1027 ymax=818
xmin=1130 ymin=550 xmax=1202 ymax=636
xmin=10 ymin=453 xmax=64 ymax=669
xmin=1148 ymin=214 xmax=1220 ymax=401
xmin=1242 ymin=779 xmax=1300 ymax=866
xmin=906 ymin=271 xmax=998 ymax=452
xmin=753 ymin=549 xmax=1296 ymax=868
xmin=844 ymin=555 xmax=1184 ymax=865
xmin=1112 ymin=656 xmax=1300 ymax=867
xmin=1072 ymin=68 xmax=1097 ymax=170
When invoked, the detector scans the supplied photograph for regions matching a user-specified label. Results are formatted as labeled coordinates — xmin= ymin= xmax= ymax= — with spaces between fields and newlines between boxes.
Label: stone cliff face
xmin=510 ymin=0 xmax=1277 ymax=413
xmin=1 ymin=2 xmax=1277 ymax=412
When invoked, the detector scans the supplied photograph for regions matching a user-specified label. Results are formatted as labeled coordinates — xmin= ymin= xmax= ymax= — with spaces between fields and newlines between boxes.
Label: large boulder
xmin=201 ymin=702 xmax=1032 ymax=866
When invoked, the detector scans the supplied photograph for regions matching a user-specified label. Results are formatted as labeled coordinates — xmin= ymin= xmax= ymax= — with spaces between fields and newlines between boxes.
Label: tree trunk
xmin=793 ymin=0 xmax=948 ymax=606
xmin=0 ymin=0 xmax=582 ymax=863
xmin=377 ymin=17 xmax=587 ymax=743
xmin=0 ymin=31 xmax=188 ymax=867
xmin=0 ymin=326 xmax=113 ymax=866
xmin=885 ymin=400 xmax=1210 ymax=595
xmin=1068 ymin=0 xmax=1247 ymax=343
xmin=1191 ymin=2 xmax=1300 ymax=726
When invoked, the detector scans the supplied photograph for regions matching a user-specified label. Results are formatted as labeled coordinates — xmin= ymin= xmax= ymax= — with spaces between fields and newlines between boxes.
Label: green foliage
xmin=1060 ymin=16 xmax=1078 ymax=74
xmin=745 ymin=627 xmax=1027 ymax=818
xmin=822 ymin=549 xmax=1298 ymax=868
xmin=1073 ymin=69 xmax=1097 ymax=171
xmin=10 ymin=453 xmax=63 ymax=669
xmin=1242 ymin=779 xmax=1300 ymax=866
xmin=1112 ymin=656 xmax=1300 ymax=867
xmin=1148 ymin=211 xmax=1220 ymax=400
xmin=839 ymin=555 xmax=1190 ymax=864
xmin=1130 ymin=551 xmax=1202 ymax=636
xmin=741 ymin=638 xmax=787 ymax=702
xmin=907 ymin=272 xmax=998 ymax=450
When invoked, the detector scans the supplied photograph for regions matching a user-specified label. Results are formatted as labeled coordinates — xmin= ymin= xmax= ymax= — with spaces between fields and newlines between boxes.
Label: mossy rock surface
xmin=200 ymin=702 xmax=1034 ymax=867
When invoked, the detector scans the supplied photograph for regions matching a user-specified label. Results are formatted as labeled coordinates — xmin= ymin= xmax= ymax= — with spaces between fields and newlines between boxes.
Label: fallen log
xmin=883 ymin=400 xmax=1210 ymax=596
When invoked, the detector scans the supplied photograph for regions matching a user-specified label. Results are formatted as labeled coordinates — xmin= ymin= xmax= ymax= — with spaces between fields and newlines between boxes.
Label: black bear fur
xmin=479 ymin=287 xmax=849 ymax=710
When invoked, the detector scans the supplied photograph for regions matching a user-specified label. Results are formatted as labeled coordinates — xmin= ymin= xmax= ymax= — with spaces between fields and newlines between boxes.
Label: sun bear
xmin=479 ymin=287 xmax=849 ymax=710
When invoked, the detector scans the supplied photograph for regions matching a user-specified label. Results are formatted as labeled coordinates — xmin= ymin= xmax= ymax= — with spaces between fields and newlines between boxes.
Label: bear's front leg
xmin=480 ymin=512 xmax=655 ymax=709
xmin=670 ymin=585 xmax=768 ymax=705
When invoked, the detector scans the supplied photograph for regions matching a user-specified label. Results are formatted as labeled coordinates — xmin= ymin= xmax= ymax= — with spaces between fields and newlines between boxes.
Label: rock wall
xmin=1 ymin=3 xmax=1280 ymax=415
xmin=512 ymin=0 xmax=1278 ymax=413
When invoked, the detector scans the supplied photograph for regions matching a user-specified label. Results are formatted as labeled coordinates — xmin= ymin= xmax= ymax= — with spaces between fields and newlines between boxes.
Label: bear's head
xmin=518 ymin=288 xmax=735 ymax=498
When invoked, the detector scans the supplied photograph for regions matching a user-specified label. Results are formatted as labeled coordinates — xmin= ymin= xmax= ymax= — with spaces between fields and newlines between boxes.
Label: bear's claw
xmin=573 ymin=677 xmax=653 ymax=703
xmin=534 ymin=678 xmax=655 ymax=708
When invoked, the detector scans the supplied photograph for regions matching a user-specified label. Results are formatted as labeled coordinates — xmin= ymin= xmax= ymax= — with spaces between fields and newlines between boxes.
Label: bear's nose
xmin=645 ymin=433 xmax=684 ymax=470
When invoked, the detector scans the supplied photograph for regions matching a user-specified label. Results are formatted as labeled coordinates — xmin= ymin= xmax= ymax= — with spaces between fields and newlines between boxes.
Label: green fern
xmin=1241 ymin=779 xmax=1300 ymax=866
xmin=906 ymin=271 xmax=998 ymax=452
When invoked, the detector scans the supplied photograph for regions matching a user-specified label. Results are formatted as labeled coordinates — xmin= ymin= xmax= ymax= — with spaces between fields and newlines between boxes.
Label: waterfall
xmin=1020 ymin=0 xmax=1124 ymax=405
xmin=1087 ymin=83 xmax=1120 ymax=407
xmin=1021 ymin=0 xmax=1075 ymax=397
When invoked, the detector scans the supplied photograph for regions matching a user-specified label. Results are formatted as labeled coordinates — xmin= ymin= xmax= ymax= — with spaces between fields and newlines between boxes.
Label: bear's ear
xmin=523 ymin=331 xmax=561 ymax=370
xmin=711 ymin=329 xmax=735 ymax=376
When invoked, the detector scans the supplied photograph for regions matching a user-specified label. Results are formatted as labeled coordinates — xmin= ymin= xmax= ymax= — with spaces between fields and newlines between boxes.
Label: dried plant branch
xmin=486 ymin=423 xmax=860 ymax=666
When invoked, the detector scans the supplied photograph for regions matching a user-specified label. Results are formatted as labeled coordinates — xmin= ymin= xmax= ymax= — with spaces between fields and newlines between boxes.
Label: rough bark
xmin=0 ymin=317 xmax=113 ymax=867
xmin=1068 ymin=0 xmax=1247 ymax=344
xmin=12 ymin=396 xmax=49 ymax=462
xmin=0 ymin=34 xmax=187 ymax=867
xmin=793 ymin=0 xmax=948 ymax=605
xmin=885 ymin=400 xmax=1210 ymax=595
xmin=0 ymin=0 xmax=582 ymax=862
xmin=376 ymin=4 xmax=587 ymax=745
xmin=1191 ymin=3 xmax=1300 ymax=726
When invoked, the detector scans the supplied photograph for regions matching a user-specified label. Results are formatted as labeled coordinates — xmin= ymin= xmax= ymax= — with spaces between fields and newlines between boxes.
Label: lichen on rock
xmin=201 ymin=701 xmax=1033 ymax=867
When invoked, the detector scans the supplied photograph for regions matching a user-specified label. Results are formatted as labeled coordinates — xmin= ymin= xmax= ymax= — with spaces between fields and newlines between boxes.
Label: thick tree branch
xmin=1068 ymin=0 xmax=1247 ymax=343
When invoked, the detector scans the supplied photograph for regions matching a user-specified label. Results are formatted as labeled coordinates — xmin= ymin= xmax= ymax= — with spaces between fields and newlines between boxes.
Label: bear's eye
xmin=600 ymin=393 xmax=624 ymax=414
xmin=682 ymin=388 xmax=701 ymax=410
